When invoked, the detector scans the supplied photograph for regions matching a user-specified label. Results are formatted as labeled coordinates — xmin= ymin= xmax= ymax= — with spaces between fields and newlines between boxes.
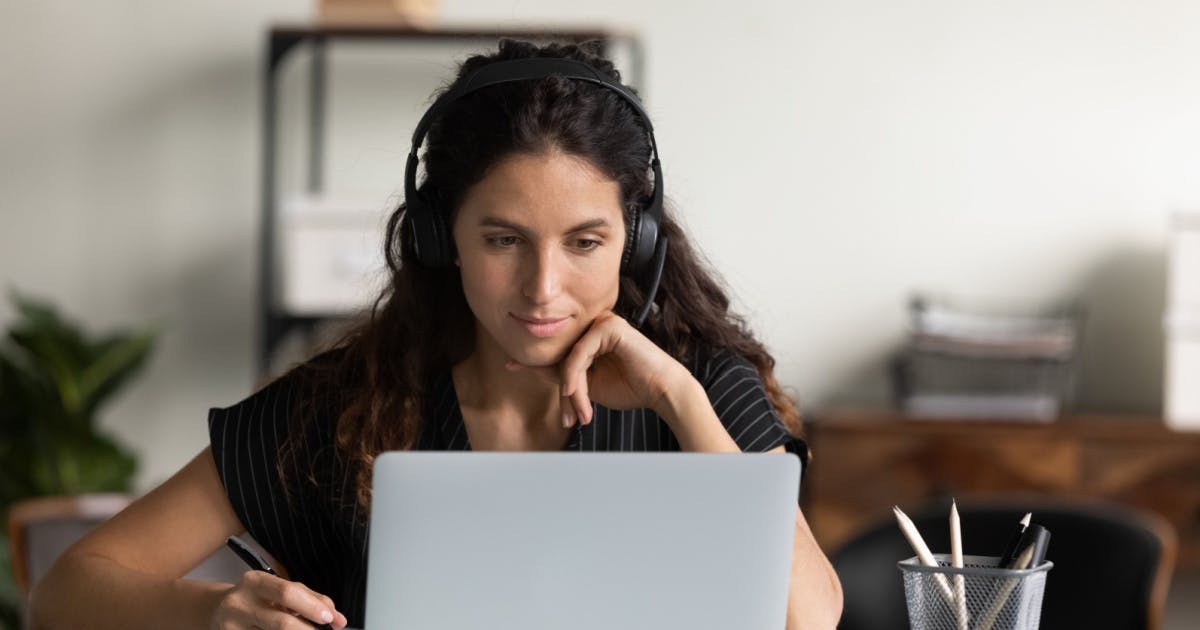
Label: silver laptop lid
xmin=365 ymin=452 xmax=800 ymax=630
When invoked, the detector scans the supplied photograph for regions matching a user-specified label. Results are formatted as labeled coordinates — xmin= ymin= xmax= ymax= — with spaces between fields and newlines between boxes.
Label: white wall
xmin=2 ymin=0 xmax=1198 ymax=490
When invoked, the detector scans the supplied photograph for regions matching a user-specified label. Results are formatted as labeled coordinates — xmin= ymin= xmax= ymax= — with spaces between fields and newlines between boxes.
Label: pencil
xmin=893 ymin=506 xmax=937 ymax=565
xmin=977 ymin=541 xmax=1036 ymax=630
xmin=893 ymin=506 xmax=957 ymax=609
xmin=950 ymin=500 xmax=969 ymax=630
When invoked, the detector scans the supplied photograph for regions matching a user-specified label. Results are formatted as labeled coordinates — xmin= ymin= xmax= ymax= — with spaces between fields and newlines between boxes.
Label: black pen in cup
xmin=999 ymin=512 xmax=1032 ymax=566
xmin=1007 ymin=524 xmax=1051 ymax=569
xmin=226 ymin=536 xmax=335 ymax=630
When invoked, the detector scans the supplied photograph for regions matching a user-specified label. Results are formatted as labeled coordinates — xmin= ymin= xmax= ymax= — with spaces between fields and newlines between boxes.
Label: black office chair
xmin=833 ymin=498 xmax=1176 ymax=630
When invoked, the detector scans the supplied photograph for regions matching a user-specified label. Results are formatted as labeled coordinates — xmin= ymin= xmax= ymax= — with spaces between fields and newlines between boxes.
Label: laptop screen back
xmin=365 ymin=452 xmax=800 ymax=630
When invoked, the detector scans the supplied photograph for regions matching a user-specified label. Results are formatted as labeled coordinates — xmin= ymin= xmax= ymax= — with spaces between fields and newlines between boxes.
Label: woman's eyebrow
xmin=478 ymin=216 xmax=612 ymax=234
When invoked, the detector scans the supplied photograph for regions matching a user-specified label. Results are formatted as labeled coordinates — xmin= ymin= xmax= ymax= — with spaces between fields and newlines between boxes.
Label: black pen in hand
xmin=226 ymin=536 xmax=335 ymax=630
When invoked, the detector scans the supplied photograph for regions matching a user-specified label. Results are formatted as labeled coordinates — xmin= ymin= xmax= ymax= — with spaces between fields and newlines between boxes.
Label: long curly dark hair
xmin=277 ymin=38 xmax=802 ymax=519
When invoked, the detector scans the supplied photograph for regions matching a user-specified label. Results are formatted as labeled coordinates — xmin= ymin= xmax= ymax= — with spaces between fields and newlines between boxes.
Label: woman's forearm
xmin=29 ymin=551 xmax=230 ymax=630
xmin=786 ymin=507 xmax=844 ymax=629
xmin=653 ymin=375 xmax=741 ymax=453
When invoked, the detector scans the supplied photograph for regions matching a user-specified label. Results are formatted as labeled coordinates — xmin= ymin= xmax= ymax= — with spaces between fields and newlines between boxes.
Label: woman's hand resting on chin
xmin=504 ymin=311 xmax=694 ymax=428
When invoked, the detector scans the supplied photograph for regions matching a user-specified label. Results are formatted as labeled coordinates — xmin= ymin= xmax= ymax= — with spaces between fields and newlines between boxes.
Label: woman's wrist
xmin=652 ymin=372 xmax=742 ymax=453
xmin=650 ymin=368 xmax=703 ymax=423
xmin=174 ymin=577 xmax=234 ymax=629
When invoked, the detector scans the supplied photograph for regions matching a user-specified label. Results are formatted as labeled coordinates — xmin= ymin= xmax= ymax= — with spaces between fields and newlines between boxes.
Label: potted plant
xmin=0 ymin=290 xmax=158 ymax=629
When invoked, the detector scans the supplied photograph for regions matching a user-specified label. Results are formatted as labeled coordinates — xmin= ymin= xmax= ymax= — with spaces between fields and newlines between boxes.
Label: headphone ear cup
xmin=406 ymin=191 xmax=454 ymax=268
xmin=623 ymin=201 xmax=661 ymax=278
xmin=621 ymin=206 xmax=641 ymax=275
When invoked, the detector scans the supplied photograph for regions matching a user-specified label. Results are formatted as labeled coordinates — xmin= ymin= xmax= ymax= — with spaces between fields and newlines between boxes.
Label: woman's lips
xmin=511 ymin=314 xmax=569 ymax=338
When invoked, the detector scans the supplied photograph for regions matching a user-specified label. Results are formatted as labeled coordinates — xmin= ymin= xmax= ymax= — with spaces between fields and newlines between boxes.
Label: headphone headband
xmin=409 ymin=58 xmax=656 ymax=154
xmin=405 ymin=59 xmax=662 ymax=230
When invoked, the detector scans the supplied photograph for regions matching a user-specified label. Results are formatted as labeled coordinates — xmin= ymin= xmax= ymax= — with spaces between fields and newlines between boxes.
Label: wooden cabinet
xmin=802 ymin=409 xmax=1200 ymax=567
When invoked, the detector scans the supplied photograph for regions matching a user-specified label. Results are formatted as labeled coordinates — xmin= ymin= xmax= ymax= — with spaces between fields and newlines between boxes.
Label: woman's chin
xmin=507 ymin=341 xmax=569 ymax=367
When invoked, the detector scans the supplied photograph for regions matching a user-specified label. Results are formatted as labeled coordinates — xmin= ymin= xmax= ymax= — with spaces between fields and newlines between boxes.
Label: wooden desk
xmin=803 ymin=409 xmax=1200 ymax=567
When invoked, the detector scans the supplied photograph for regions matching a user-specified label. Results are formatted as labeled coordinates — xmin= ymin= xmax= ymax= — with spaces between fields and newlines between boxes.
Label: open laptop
xmin=364 ymin=452 xmax=801 ymax=630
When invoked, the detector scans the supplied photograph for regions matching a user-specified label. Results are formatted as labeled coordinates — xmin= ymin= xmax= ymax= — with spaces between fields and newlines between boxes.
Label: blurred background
xmin=1 ymin=1 xmax=1198 ymax=628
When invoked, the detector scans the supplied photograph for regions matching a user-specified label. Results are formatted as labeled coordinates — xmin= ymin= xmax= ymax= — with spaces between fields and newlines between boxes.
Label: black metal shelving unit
xmin=258 ymin=24 xmax=644 ymax=378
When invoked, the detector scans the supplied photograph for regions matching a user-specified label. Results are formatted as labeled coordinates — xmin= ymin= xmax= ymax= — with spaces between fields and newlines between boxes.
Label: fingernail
xmin=320 ymin=610 xmax=333 ymax=623
xmin=563 ymin=412 xmax=572 ymax=428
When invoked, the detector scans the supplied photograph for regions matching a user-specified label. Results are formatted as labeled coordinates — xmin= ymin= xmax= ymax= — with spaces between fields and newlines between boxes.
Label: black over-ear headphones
xmin=403 ymin=57 xmax=669 ymax=328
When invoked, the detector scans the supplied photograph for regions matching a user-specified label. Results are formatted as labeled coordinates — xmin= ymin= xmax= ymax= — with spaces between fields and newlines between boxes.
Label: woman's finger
xmin=572 ymin=381 xmax=592 ymax=425
xmin=249 ymin=573 xmax=341 ymax=628
xmin=508 ymin=360 xmax=586 ymax=427
xmin=563 ymin=361 xmax=592 ymax=425
xmin=560 ymin=394 xmax=575 ymax=428
xmin=250 ymin=605 xmax=319 ymax=629
xmin=560 ymin=319 xmax=614 ymax=397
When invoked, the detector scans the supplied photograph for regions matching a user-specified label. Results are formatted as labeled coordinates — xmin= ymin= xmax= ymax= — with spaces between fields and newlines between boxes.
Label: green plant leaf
xmin=8 ymin=290 xmax=91 ymax=368
xmin=0 ymin=351 xmax=35 ymax=440
xmin=52 ymin=431 xmax=137 ymax=494
xmin=6 ymin=292 xmax=91 ymax=417
xmin=0 ymin=347 xmax=70 ymax=494
xmin=78 ymin=329 xmax=158 ymax=420
xmin=0 ymin=287 xmax=150 ymax=540
xmin=8 ymin=329 xmax=83 ymax=415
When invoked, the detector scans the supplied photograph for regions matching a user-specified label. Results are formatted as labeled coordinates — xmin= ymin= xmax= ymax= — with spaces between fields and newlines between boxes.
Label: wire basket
xmin=898 ymin=554 xmax=1052 ymax=630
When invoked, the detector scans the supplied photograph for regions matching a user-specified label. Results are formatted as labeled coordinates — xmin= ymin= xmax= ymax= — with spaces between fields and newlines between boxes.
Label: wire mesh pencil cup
xmin=898 ymin=554 xmax=1052 ymax=630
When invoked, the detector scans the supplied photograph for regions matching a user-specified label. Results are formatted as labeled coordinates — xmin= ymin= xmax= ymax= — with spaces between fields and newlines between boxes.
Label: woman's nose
xmin=522 ymin=246 xmax=562 ymax=304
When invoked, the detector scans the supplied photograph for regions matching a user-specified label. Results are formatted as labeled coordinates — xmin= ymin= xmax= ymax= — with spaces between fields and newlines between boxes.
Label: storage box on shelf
xmin=892 ymin=296 xmax=1082 ymax=422
xmin=278 ymin=194 xmax=388 ymax=316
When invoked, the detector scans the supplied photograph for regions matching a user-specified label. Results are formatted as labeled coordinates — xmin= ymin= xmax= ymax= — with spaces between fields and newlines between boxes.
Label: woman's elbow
xmin=27 ymin=555 xmax=71 ymax=629
xmin=27 ymin=550 xmax=121 ymax=629
xmin=817 ymin=554 xmax=845 ymax=626
xmin=826 ymin=568 xmax=845 ymax=625
xmin=787 ymin=561 xmax=844 ymax=629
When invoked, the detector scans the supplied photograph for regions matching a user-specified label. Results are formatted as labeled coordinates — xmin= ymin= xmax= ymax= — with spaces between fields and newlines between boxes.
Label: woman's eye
xmin=488 ymin=236 xmax=521 ymax=248
xmin=575 ymin=239 xmax=600 ymax=251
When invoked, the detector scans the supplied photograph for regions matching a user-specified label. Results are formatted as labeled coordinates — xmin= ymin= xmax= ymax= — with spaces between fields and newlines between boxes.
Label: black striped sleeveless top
xmin=208 ymin=344 xmax=808 ymax=627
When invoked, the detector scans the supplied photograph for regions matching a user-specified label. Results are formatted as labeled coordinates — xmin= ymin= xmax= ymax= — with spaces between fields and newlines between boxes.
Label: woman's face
xmin=452 ymin=150 xmax=626 ymax=367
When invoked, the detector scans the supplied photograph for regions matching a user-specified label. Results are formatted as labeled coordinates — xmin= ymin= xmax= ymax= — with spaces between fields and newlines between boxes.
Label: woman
xmin=30 ymin=39 xmax=842 ymax=629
